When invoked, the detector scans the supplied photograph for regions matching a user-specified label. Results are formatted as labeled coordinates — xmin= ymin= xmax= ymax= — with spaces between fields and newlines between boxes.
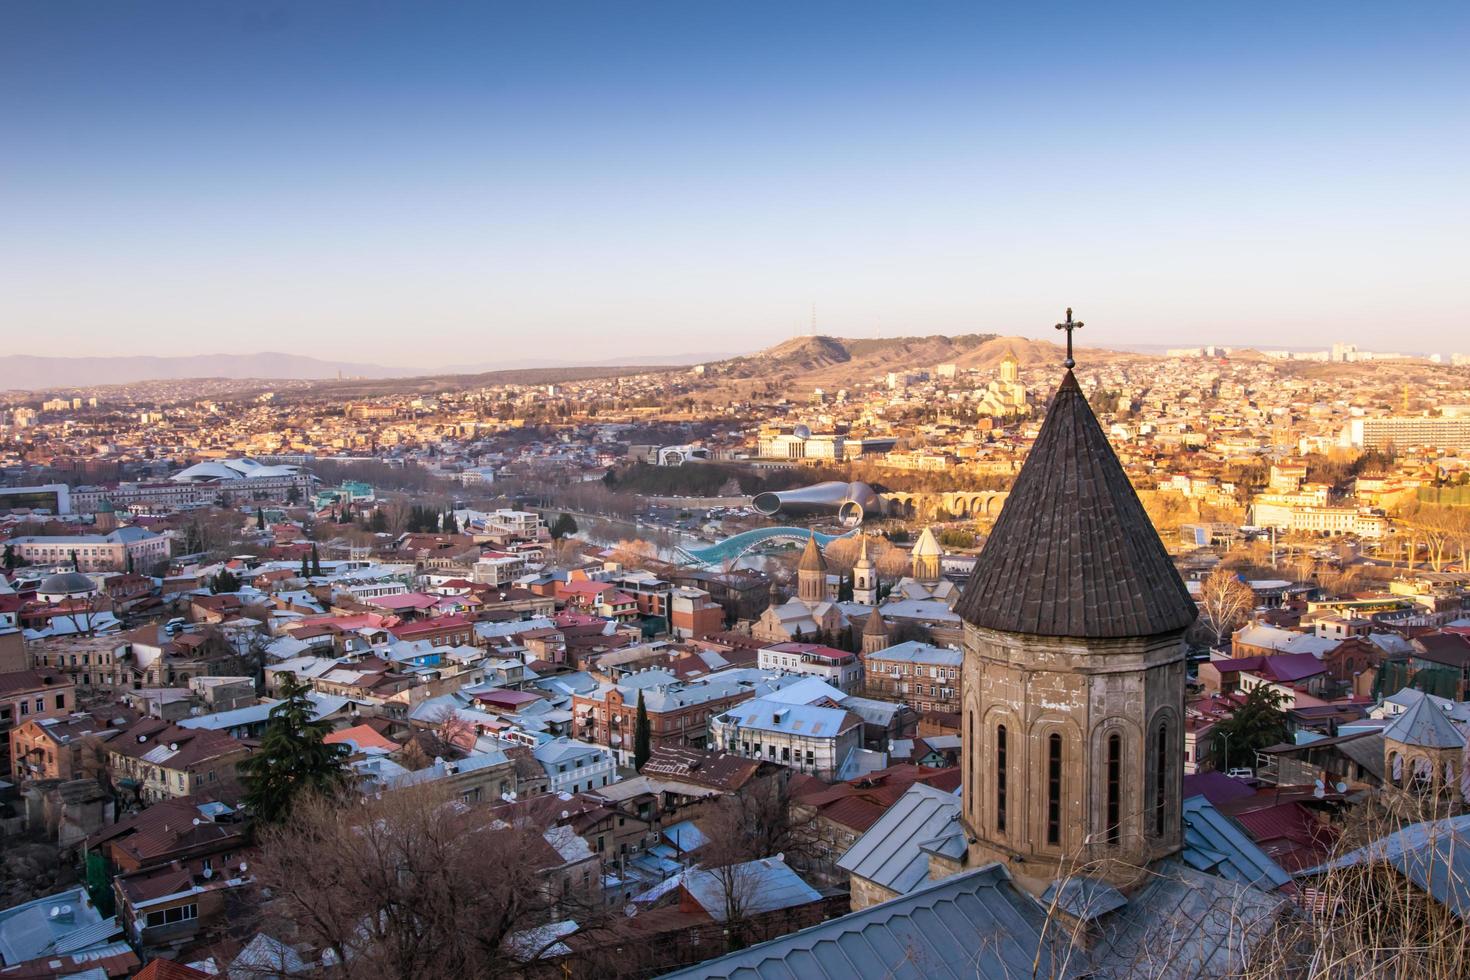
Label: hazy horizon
xmin=4 ymin=2 xmax=1467 ymax=361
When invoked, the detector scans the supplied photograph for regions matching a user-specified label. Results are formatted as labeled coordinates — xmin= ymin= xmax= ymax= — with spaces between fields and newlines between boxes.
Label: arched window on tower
xmin=1046 ymin=733 xmax=1062 ymax=846
xmin=967 ymin=712 xmax=974 ymax=791
xmin=1106 ymin=733 xmax=1122 ymax=846
xmin=1154 ymin=722 xmax=1169 ymax=837
xmin=995 ymin=725 xmax=1007 ymax=833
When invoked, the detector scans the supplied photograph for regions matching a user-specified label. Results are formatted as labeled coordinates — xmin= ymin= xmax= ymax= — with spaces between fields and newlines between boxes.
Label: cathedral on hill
xmin=974 ymin=347 xmax=1028 ymax=417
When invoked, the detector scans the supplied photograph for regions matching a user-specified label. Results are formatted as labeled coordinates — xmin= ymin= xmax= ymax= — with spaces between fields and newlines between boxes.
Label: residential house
xmin=861 ymin=641 xmax=963 ymax=713
xmin=106 ymin=719 xmax=250 ymax=805
xmin=758 ymin=642 xmax=863 ymax=693
xmin=711 ymin=697 xmax=864 ymax=781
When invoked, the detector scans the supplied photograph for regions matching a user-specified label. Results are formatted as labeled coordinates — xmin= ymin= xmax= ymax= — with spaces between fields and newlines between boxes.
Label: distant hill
xmin=696 ymin=332 xmax=1135 ymax=392
xmin=0 ymin=352 xmax=413 ymax=391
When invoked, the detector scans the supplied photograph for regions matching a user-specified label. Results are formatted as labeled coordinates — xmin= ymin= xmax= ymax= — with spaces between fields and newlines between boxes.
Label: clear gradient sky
xmin=2 ymin=1 xmax=1467 ymax=365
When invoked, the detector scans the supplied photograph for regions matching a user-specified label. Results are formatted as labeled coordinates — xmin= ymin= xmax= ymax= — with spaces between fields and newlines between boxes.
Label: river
xmin=569 ymin=513 xmax=779 ymax=570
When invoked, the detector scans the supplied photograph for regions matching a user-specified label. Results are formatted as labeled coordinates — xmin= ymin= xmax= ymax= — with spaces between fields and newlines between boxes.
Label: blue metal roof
xmin=1181 ymin=795 xmax=1293 ymax=891
xmin=658 ymin=863 xmax=1068 ymax=980
xmin=1299 ymin=814 xmax=1470 ymax=919
xmin=835 ymin=783 xmax=962 ymax=894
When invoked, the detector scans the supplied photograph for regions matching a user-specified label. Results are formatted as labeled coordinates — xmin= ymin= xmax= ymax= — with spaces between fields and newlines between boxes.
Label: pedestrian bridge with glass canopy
xmin=674 ymin=525 xmax=857 ymax=567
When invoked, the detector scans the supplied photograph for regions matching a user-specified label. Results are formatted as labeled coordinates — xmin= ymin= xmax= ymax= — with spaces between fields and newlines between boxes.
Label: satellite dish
xmin=202 ymin=867 xmax=213 ymax=879
xmin=623 ymin=903 xmax=638 ymax=918
xmin=1336 ymin=781 xmax=1348 ymax=793
xmin=239 ymin=862 xmax=248 ymax=872
xmin=1313 ymin=779 xmax=1326 ymax=799
xmin=192 ymin=817 xmax=201 ymax=826
xmin=561 ymin=810 xmax=570 ymax=819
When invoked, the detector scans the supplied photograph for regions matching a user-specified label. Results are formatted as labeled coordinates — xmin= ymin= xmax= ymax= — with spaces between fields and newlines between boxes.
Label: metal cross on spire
xmin=1055 ymin=307 xmax=1083 ymax=370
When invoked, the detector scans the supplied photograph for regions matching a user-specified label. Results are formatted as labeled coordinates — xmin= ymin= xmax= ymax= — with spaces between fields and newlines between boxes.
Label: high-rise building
xmin=1341 ymin=416 xmax=1470 ymax=453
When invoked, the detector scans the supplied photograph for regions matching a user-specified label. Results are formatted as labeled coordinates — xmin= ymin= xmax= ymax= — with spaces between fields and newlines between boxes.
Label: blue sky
xmin=2 ymin=1 xmax=1467 ymax=365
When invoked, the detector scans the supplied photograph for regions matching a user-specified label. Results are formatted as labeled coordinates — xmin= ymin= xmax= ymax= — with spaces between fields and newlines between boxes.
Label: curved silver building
xmin=750 ymin=481 xmax=884 ymax=527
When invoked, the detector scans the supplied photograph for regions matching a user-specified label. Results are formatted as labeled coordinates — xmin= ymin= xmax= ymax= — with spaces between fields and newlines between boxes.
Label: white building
xmin=757 ymin=642 xmax=864 ymax=693
xmin=711 ymin=696 xmax=864 ymax=780
xmin=532 ymin=737 xmax=618 ymax=795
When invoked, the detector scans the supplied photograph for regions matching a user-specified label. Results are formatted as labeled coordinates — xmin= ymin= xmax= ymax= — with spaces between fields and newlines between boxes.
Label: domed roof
xmin=38 ymin=571 xmax=97 ymax=597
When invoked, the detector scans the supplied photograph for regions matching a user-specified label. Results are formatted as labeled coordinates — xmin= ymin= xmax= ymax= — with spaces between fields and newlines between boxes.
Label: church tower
xmin=852 ymin=536 xmax=877 ymax=605
xmin=1000 ymin=347 xmax=1019 ymax=384
xmin=911 ymin=527 xmax=942 ymax=583
xmin=796 ymin=533 xmax=827 ymax=605
xmin=954 ymin=312 xmax=1197 ymax=893
xmin=861 ymin=605 xmax=890 ymax=655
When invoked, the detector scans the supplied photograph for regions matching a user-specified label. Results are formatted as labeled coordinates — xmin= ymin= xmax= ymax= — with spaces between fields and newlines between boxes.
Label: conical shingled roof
xmin=797 ymin=533 xmax=826 ymax=573
xmin=863 ymin=605 xmax=889 ymax=637
xmin=955 ymin=370 xmax=1197 ymax=638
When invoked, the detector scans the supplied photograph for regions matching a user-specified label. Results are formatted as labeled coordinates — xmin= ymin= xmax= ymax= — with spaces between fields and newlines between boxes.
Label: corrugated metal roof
xmin=835 ymin=783 xmax=962 ymax=893
xmin=1299 ymin=814 xmax=1470 ymax=919
xmin=1181 ymin=795 xmax=1292 ymax=891
xmin=1383 ymin=689 xmax=1467 ymax=749
xmin=680 ymin=857 xmax=822 ymax=921
xmin=658 ymin=863 xmax=1069 ymax=980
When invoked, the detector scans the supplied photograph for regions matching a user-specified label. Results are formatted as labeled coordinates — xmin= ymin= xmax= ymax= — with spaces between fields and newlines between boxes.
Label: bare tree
xmin=1195 ymin=566 xmax=1255 ymax=648
xmin=252 ymin=786 xmax=608 ymax=980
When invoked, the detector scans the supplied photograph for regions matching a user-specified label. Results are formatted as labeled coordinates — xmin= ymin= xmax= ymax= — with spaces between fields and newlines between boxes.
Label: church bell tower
xmin=955 ymin=310 xmax=1197 ymax=892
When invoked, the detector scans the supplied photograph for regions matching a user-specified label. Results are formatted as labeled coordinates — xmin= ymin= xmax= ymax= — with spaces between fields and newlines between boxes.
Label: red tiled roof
xmin=136 ymin=959 xmax=213 ymax=980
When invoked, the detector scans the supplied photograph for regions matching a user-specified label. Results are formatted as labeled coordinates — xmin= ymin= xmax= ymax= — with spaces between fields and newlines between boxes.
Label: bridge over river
xmin=674 ymin=525 xmax=858 ymax=567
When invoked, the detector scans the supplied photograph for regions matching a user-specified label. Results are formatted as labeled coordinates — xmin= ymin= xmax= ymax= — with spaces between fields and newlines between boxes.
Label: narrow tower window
xmin=1154 ymin=723 xmax=1168 ymax=837
xmin=1106 ymin=733 xmax=1122 ymax=845
xmin=1046 ymin=733 xmax=1062 ymax=846
xmin=995 ymin=725 xmax=1007 ymax=833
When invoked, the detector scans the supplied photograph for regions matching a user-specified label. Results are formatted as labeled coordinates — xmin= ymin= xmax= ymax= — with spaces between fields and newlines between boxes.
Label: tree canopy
xmin=240 ymin=673 xmax=350 ymax=824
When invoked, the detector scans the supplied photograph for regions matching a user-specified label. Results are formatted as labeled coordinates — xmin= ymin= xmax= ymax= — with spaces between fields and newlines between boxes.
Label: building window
xmin=1106 ymin=733 xmax=1121 ymax=846
xmin=1046 ymin=733 xmax=1062 ymax=846
xmin=995 ymin=725 xmax=1007 ymax=833
xmin=1155 ymin=723 xmax=1168 ymax=837
xmin=144 ymin=903 xmax=197 ymax=928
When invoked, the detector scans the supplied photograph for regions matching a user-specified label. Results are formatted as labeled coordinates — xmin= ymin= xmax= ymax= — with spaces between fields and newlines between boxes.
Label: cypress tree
xmin=300 ymin=552 xmax=311 ymax=579
xmin=634 ymin=690 xmax=652 ymax=771
xmin=310 ymin=543 xmax=323 ymax=577
xmin=240 ymin=673 xmax=350 ymax=823
xmin=256 ymin=507 xmax=266 ymax=530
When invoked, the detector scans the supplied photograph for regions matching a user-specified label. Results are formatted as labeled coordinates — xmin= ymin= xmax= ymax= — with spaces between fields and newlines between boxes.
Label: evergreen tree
xmin=634 ymin=690 xmax=652 ymax=771
xmin=369 ymin=510 xmax=388 ymax=533
xmin=1213 ymin=685 xmax=1290 ymax=771
xmin=256 ymin=507 xmax=266 ymax=530
xmin=210 ymin=568 xmax=241 ymax=594
xmin=240 ymin=673 xmax=350 ymax=823
xmin=549 ymin=513 xmax=579 ymax=539
xmin=286 ymin=485 xmax=301 ymax=505
xmin=2 ymin=543 xmax=16 ymax=570
xmin=300 ymin=552 xmax=311 ymax=579
xmin=837 ymin=572 xmax=853 ymax=603
xmin=310 ymin=543 xmax=323 ymax=577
